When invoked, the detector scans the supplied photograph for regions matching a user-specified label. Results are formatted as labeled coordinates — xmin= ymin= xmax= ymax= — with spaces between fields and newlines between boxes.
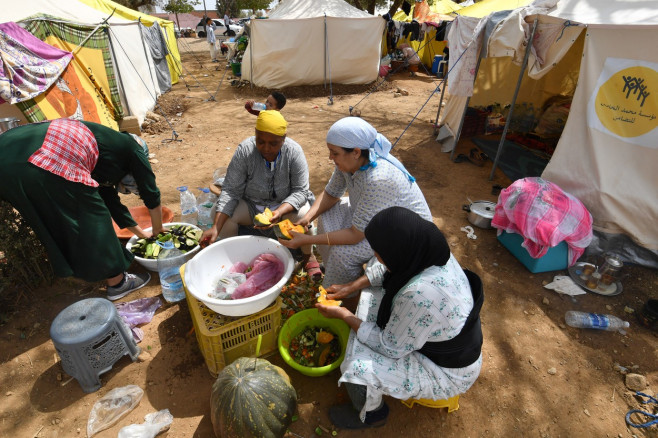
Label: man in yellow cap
xmin=202 ymin=110 xmax=319 ymax=275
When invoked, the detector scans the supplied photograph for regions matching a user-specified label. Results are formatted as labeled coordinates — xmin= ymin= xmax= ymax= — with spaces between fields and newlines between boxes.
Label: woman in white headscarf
xmin=279 ymin=117 xmax=432 ymax=292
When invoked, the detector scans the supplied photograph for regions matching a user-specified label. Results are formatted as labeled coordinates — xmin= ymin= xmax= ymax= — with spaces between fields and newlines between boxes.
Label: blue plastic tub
xmin=497 ymin=231 xmax=568 ymax=273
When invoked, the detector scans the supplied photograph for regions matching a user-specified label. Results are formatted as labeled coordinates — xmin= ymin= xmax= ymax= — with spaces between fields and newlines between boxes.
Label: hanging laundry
xmin=402 ymin=1 xmax=412 ymax=16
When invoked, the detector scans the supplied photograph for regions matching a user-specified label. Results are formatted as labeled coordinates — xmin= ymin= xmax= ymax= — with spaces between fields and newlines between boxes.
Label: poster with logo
xmin=587 ymin=57 xmax=658 ymax=148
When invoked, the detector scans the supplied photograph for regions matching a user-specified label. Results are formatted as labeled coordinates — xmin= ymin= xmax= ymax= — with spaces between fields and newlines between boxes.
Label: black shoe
xmin=329 ymin=402 xmax=388 ymax=429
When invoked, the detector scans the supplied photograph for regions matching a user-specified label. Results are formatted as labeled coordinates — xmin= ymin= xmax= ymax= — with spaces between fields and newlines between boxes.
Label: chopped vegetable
xmin=280 ymin=270 xmax=322 ymax=322
xmin=289 ymin=327 xmax=340 ymax=367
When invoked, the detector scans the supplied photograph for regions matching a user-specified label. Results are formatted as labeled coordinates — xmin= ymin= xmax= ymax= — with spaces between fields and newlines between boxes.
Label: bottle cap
xmin=177 ymin=186 xmax=188 ymax=192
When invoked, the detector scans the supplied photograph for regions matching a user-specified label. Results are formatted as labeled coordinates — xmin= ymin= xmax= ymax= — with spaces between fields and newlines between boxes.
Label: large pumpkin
xmin=210 ymin=357 xmax=298 ymax=438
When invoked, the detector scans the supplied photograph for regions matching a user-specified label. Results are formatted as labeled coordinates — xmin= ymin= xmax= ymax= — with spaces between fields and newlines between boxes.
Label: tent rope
xmin=175 ymin=37 xmax=234 ymax=99
xmin=73 ymin=9 xmax=116 ymax=54
xmin=390 ymin=44 xmax=470 ymax=148
xmin=349 ymin=35 xmax=442 ymax=114
xmin=107 ymin=26 xmax=181 ymax=142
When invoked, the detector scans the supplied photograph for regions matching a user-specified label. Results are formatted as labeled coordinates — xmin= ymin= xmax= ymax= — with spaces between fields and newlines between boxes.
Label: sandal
xmin=453 ymin=153 xmax=469 ymax=163
xmin=305 ymin=257 xmax=323 ymax=282
xmin=468 ymin=148 xmax=488 ymax=166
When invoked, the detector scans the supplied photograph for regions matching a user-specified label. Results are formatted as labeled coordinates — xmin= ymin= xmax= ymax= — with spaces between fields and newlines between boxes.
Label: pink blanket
xmin=231 ymin=253 xmax=284 ymax=299
xmin=492 ymin=177 xmax=593 ymax=266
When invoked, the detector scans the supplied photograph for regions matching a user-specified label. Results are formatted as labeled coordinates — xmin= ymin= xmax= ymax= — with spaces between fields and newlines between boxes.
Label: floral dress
xmin=338 ymin=255 xmax=483 ymax=420
xmin=316 ymin=158 xmax=431 ymax=287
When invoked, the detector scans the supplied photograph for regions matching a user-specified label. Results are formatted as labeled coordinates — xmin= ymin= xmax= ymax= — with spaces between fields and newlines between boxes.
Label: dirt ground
xmin=1 ymin=37 xmax=657 ymax=438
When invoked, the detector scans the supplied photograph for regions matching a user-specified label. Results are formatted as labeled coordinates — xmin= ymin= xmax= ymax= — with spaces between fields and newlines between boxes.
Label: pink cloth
xmin=0 ymin=22 xmax=72 ymax=104
xmin=491 ymin=177 xmax=593 ymax=266
xmin=232 ymin=253 xmax=284 ymax=299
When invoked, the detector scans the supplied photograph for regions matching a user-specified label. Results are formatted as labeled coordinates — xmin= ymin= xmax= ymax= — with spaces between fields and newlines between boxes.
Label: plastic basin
xmin=125 ymin=222 xmax=201 ymax=271
xmin=183 ymin=236 xmax=294 ymax=317
xmin=278 ymin=308 xmax=350 ymax=377
xmin=113 ymin=205 xmax=174 ymax=239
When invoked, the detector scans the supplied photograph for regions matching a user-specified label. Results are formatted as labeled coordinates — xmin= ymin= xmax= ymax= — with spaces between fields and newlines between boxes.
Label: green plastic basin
xmin=278 ymin=308 xmax=350 ymax=377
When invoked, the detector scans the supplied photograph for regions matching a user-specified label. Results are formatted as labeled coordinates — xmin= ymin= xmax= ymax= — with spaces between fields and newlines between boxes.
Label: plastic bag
xmin=117 ymin=409 xmax=174 ymax=438
xmin=87 ymin=385 xmax=144 ymax=437
xmin=543 ymin=275 xmax=586 ymax=296
xmin=211 ymin=272 xmax=247 ymax=299
xmin=232 ymin=253 xmax=284 ymax=299
xmin=115 ymin=297 xmax=162 ymax=343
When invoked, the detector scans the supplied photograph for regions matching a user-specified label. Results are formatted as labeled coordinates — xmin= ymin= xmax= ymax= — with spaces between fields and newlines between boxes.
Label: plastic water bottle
xmin=252 ymin=102 xmax=267 ymax=111
xmin=156 ymin=241 xmax=186 ymax=303
xmin=177 ymin=186 xmax=197 ymax=225
xmin=565 ymin=311 xmax=630 ymax=332
xmin=196 ymin=187 xmax=216 ymax=231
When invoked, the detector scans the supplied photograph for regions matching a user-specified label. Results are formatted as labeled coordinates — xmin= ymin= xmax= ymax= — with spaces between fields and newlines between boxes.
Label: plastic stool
xmin=401 ymin=395 xmax=460 ymax=412
xmin=50 ymin=298 xmax=140 ymax=393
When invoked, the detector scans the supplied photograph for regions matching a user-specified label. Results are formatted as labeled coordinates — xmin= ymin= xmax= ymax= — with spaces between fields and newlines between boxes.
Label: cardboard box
xmin=497 ymin=231 xmax=568 ymax=273
xmin=118 ymin=116 xmax=141 ymax=135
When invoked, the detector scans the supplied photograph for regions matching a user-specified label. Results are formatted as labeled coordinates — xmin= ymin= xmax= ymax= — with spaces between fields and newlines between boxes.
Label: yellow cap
xmin=255 ymin=110 xmax=287 ymax=136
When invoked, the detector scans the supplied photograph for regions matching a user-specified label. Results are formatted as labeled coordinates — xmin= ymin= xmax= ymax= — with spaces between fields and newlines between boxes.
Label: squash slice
xmin=317 ymin=285 xmax=342 ymax=306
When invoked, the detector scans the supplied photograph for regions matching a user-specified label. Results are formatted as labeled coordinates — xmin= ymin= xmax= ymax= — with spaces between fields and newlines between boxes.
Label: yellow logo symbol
xmin=595 ymin=66 xmax=658 ymax=137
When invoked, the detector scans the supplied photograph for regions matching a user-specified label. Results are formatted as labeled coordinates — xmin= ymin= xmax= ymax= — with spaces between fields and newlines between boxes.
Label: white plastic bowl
xmin=183 ymin=236 xmax=294 ymax=317
xmin=126 ymin=222 xmax=202 ymax=271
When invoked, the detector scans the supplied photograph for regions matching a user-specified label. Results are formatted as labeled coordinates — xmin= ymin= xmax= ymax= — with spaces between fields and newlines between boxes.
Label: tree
xmin=344 ymin=0 xmax=388 ymax=15
xmin=215 ymin=0 xmax=240 ymax=19
xmin=112 ymin=0 xmax=158 ymax=9
xmin=236 ymin=0 xmax=270 ymax=15
xmin=164 ymin=0 xmax=199 ymax=31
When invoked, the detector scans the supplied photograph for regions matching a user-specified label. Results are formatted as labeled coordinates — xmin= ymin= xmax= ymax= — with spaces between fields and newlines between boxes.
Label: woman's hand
xmin=325 ymin=283 xmax=356 ymax=301
xmin=201 ymin=227 xmax=218 ymax=248
xmin=128 ymin=225 xmax=151 ymax=239
xmin=277 ymin=229 xmax=309 ymax=249
xmin=315 ymin=303 xmax=353 ymax=320
xmin=295 ymin=215 xmax=311 ymax=228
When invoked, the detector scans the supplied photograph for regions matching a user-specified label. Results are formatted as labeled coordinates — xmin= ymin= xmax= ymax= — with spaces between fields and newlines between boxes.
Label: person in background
xmin=245 ymin=92 xmax=287 ymax=116
xmin=0 ymin=119 xmax=164 ymax=301
xmin=317 ymin=207 xmax=484 ymax=429
xmin=206 ymin=18 xmax=218 ymax=63
xmin=223 ymin=11 xmax=231 ymax=36
xmin=278 ymin=117 xmax=432 ymax=293
xmin=201 ymin=110 xmax=321 ymax=279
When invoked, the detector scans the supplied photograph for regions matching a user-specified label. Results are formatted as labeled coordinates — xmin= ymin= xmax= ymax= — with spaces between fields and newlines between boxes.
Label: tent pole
xmin=489 ymin=18 xmax=539 ymax=181
xmin=433 ymin=80 xmax=446 ymax=136
xmin=323 ymin=14 xmax=327 ymax=89
xmin=249 ymin=23 xmax=253 ymax=90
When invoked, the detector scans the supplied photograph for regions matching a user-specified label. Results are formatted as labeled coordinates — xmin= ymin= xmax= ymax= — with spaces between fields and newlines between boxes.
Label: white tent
xmin=0 ymin=0 xmax=161 ymax=125
xmin=241 ymin=0 xmax=385 ymax=88
xmin=440 ymin=0 xmax=658 ymax=252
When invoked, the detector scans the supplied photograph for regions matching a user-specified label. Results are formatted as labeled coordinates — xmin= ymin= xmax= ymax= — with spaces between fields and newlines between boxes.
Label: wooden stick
xmin=33 ymin=425 xmax=43 ymax=437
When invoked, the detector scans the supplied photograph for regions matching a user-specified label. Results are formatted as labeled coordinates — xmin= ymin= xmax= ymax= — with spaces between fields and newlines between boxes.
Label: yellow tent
xmin=78 ymin=0 xmax=181 ymax=84
xmin=390 ymin=0 xmax=458 ymax=67
xmin=392 ymin=0 xmax=462 ymax=21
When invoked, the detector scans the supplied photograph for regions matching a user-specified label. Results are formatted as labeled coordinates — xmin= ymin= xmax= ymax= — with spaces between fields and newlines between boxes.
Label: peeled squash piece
xmin=253 ymin=208 xmax=274 ymax=226
xmin=317 ymin=285 xmax=342 ymax=307
xmin=273 ymin=219 xmax=305 ymax=240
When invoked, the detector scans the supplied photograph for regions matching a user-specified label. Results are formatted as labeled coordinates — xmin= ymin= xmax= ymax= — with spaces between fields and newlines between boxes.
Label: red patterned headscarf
xmin=28 ymin=118 xmax=99 ymax=187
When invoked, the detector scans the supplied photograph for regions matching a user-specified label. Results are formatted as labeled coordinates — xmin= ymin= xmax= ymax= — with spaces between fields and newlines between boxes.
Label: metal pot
xmin=0 ymin=117 xmax=21 ymax=134
xmin=462 ymin=200 xmax=496 ymax=229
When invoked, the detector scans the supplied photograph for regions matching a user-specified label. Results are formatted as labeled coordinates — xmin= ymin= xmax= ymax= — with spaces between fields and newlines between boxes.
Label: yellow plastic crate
xmin=181 ymin=265 xmax=282 ymax=377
